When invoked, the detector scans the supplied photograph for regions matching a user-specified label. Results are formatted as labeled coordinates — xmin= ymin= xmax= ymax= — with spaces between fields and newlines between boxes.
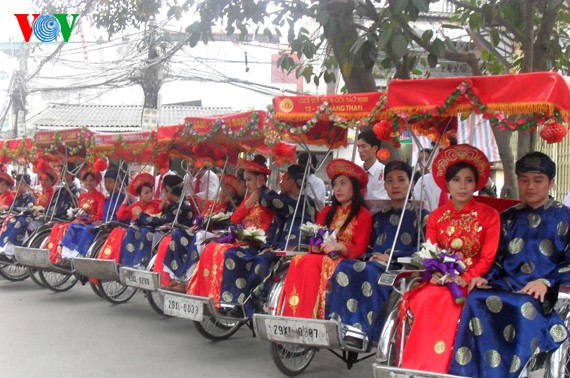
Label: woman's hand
xmin=245 ymin=190 xmax=259 ymax=209
xmin=132 ymin=206 xmax=142 ymax=219
xmin=256 ymin=175 xmax=265 ymax=189
xmin=448 ymin=275 xmax=467 ymax=288
xmin=430 ymin=272 xmax=443 ymax=285
xmin=123 ymin=191 xmax=132 ymax=204
xmin=321 ymin=241 xmax=346 ymax=257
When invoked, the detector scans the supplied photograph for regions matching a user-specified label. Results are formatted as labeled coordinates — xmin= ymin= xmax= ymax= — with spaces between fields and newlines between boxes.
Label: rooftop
xmin=30 ymin=104 xmax=234 ymax=133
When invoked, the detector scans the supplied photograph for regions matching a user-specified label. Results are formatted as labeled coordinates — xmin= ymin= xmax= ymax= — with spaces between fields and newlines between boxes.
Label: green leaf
xmin=391 ymin=0 xmax=409 ymax=15
xmin=422 ymin=29 xmax=433 ymax=43
xmin=342 ymin=62 xmax=352 ymax=77
xmin=313 ymin=75 xmax=320 ymax=87
xmin=490 ymin=30 xmax=500 ymax=46
xmin=390 ymin=34 xmax=408 ymax=59
xmin=431 ymin=38 xmax=445 ymax=58
xmin=377 ymin=26 xmax=393 ymax=50
xmin=427 ymin=53 xmax=438 ymax=68
xmin=323 ymin=71 xmax=336 ymax=83
xmin=469 ymin=12 xmax=482 ymax=30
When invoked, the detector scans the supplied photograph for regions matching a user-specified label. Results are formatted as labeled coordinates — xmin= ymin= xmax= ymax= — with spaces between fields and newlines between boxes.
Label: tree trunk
xmin=322 ymin=0 xmax=401 ymax=159
xmin=493 ymin=128 xmax=518 ymax=198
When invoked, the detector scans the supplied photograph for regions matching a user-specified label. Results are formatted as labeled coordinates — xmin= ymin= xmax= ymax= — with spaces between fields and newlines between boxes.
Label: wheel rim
xmin=147 ymin=289 xmax=168 ymax=316
xmin=271 ymin=342 xmax=316 ymax=376
xmin=0 ymin=262 xmax=30 ymax=281
xmin=39 ymin=270 xmax=78 ymax=292
xmin=28 ymin=268 xmax=45 ymax=288
xmin=194 ymin=315 xmax=243 ymax=341
xmin=98 ymin=280 xmax=137 ymax=304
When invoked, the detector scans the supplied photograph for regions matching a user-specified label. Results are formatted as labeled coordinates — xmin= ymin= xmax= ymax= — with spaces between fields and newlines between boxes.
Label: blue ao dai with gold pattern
xmin=325 ymin=203 xmax=429 ymax=342
xmin=450 ymin=199 xmax=570 ymax=377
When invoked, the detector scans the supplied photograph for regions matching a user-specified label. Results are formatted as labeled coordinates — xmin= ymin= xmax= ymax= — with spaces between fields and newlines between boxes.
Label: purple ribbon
xmin=217 ymin=225 xmax=237 ymax=244
xmin=194 ymin=215 xmax=204 ymax=229
xmin=421 ymin=253 xmax=466 ymax=304
xmin=310 ymin=227 xmax=339 ymax=260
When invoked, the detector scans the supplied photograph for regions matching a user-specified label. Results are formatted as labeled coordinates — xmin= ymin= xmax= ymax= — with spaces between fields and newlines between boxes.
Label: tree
xmin=34 ymin=0 xmax=570 ymax=196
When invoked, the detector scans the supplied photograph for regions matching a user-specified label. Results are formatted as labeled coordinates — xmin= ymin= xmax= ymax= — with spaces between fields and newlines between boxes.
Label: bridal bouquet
xmin=67 ymin=207 xmax=89 ymax=222
xmin=300 ymin=221 xmax=339 ymax=260
xmin=215 ymin=224 xmax=267 ymax=246
xmin=194 ymin=211 xmax=233 ymax=231
xmin=237 ymin=226 xmax=267 ymax=245
xmin=413 ymin=240 xmax=466 ymax=304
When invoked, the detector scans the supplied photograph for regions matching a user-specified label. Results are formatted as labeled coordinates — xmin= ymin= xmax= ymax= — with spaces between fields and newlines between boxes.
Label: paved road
xmin=0 ymin=278 xmax=372 ymax=378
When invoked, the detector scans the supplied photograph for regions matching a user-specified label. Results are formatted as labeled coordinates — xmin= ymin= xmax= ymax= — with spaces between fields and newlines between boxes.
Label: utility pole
xmin=140 ymin=20 xmax=163 ymax=131
xmin=11 ymin=46 xmax=28 ymax=138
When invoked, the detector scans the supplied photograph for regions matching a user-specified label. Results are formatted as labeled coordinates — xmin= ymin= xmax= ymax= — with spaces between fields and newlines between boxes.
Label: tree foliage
xmin=32 ymin=0 xmax=570 ymax=196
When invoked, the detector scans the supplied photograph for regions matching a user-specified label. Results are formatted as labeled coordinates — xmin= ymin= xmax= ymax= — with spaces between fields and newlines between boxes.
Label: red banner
xmin=273 ymin=92 xmax=384 ymax=122
xmin=388 ymin=72 xmax=570 ymax=118
xmin=35 ymin=128 xmax=92 ymax=146
xmin=93 ymin=131 xmax=155 ymax=162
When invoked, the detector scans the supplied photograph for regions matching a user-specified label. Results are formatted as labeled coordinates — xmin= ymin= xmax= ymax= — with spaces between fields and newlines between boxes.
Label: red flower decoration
xmin=92 ymin=158 xmax=108 ymax=173
xmin=540 ymin=121 xmax=568 ymax=144
xmin=155 ymin=152 xmax=170 ymax=174
xmin=272 ymin=141 xmax=297 ymax=166
xmin=373 ymin=120 xmax=393 ymax=141
xmin=376 ymin=148 xmax=391 ymax=161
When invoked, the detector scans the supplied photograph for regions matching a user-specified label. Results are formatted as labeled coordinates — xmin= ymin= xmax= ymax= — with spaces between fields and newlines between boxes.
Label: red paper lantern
xmin=373 ymin=120 xmax=393 ymax=141
xmin=377 ymin=148 xmax=391 ymax=161
xmin=540 ymin=121 xmax=568 ymax=144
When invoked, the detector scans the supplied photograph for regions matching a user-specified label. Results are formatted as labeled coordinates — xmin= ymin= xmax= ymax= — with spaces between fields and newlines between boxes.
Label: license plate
xmin=163 ymin=294 xmax=204 ymax=321
xmin=121 ymin=269 xmax=158 ymax=290
xmin=264 ymin=318 xmax=329 ymax=347
xmin=378 ymin=272 xmax=398 ymax=286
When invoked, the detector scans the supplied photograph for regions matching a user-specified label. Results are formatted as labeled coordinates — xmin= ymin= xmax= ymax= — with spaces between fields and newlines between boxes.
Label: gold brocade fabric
xmin=243 ymin=203 xmax=273 ymax=231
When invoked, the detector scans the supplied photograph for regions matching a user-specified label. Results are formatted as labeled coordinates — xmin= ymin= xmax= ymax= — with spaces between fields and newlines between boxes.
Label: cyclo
xmin=0 ymin=137 xmax=42 ymax=283
xmin=154 ymin=109 xmax=321 ymax=341
xmin=371 ymin=72 xmax=570 ymax=378
xmin=11 ymin=129 xmax=89 ymax=292
xmin=250 ymin=91 xmax=396 ymax=376
xmin=71 ymin=129 xmax=161 ymax=304
xmin=120 ymin=114 xmax=257 ymax=316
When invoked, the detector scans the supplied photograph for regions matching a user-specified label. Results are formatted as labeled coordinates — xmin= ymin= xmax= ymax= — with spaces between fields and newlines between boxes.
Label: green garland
xmin=263 ymin=96 xmax=387 ymax=146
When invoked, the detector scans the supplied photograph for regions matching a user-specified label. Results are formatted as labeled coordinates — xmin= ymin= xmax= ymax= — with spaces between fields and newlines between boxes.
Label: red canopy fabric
xmin=270 ymin=92 xmax=386 ymax=148
xmin=388 ymin=72 xmax=570 ymax=118
xmin=93 ymin=131 xmax=156 ymax=162
xmin=273 ymin=92 xmax=384 ymax=121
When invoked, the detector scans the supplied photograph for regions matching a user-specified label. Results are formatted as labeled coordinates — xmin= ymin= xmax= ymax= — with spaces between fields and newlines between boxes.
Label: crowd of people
xmin=0 ymin=127 xmax=569 ymax=377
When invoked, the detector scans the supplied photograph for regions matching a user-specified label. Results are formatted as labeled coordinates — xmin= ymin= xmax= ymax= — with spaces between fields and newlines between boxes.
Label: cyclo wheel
xmin=30 ymin=227 xmax=79 ymax=293
xmin=264 ymin=260 xmax=316 ymax=376
xmin=97 ymin=279 xmax=137 ymax=304
xmin=92 ymin=225 xmax=137 ymax=304
xmin=0 ymin=261 xmax=29 ymax=281
xmin=84 ymin=230 xmax=113 ymax=298
xmin=193 ymin=316 xmax=245 ymax=341
xmin=39 ymin=269 xmax=79 ymax=293
xmin=269 ymin=342 xmax=316 ymax=377
xmin=145 ymin=253 xmax=169 ymax=316
xmin=27 ymin=268 xmax=45 ymax=288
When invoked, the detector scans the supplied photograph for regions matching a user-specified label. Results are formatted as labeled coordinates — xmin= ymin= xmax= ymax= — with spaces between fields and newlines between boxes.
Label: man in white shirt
xmin=413 ymin=172 xmax=442 ymax=212
xmin=564 ymin=191 xmax=570 ymax=208
xmin=193 ymin=168 xmax=219 ymax=205
xmin=357 ymin=129 xmax=388 ymax=200
xmin=297 ymin=152 xmax=326 ymax=209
